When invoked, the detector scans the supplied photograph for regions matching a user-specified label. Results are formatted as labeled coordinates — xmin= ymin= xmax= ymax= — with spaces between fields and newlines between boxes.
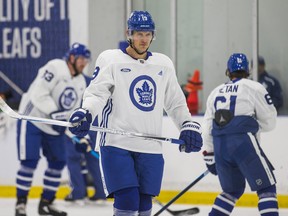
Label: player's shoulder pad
xmin=98 ymin=49 xmax=120 ymax=60
xmin=96 ymin=49 xmax=122 ymax=66
xmin=40 ymin=59 xmax=68 ymax=77
xmin=242 ymin=78 xmax=265 ymax=91
xmin=150 ymin=52 xmax=174 ymax=68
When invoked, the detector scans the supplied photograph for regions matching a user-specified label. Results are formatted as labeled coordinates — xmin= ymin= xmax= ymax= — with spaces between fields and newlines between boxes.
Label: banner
xmin=0 ymin=0 xmax=70 ymax=104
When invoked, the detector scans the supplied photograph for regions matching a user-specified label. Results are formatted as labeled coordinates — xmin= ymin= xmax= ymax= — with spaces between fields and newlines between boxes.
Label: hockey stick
xmin=65 ymin=131 xmax=100 ymax=159
xmin=0 ymin=71 xmax=24 ymax=96
xmin=153 ymin=198 xmax=199 ymax=216
xmin=0 ymin=97 xmax=184 ymax=145
xmin=153 ymin=170 xmax=209 ymax=216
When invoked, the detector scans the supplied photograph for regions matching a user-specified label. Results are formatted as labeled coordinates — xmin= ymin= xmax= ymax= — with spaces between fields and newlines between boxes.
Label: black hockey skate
xmin=15 ymin=197 xmax=27 ymax=216
xmin=15 ymin=203 xmax=26 ymax=216
xmin=38 ymin=198 xmax=67 ymax=216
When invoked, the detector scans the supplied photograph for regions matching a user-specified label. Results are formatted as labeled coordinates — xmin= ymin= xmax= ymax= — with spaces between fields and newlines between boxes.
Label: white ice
xmin=1 ymin=198 xmax=288 ymax=216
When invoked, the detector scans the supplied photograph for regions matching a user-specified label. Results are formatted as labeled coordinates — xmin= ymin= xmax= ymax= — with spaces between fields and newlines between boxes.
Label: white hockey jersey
xmin=19 ymin=59 xmax=87 ymax=135
xmin=202 ymin=78 xmax=277 ymax=152
xmin=82 ymin=49 xmax=192 ymax=153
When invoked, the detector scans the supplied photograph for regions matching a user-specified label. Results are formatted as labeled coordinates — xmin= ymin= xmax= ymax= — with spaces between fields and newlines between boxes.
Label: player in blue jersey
xmin=15 ymin=43 xmax=90 ymax=216
xmin=64 ymin=76 xmax=106 ymax=205
xmin=68 ymin=11 xmax=203 ymax=216
xmin=202 ymin=53 xmax=279 ymax=215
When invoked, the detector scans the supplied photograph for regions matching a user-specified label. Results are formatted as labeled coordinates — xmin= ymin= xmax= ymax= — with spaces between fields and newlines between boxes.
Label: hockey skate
xmin=15 ymin=197 xmax=27 ymax=216
xmin=38 ymin=198 xmax=67 ymax=216
xmin=15 ymin=203 xmax=26 ymax=216
xmin=64 ymin=193 xmax=86 ymax=206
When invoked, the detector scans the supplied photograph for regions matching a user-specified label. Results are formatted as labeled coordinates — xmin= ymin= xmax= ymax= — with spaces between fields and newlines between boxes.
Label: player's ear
xmin=68 ymin=55 xmax=75 ymax=63
xmin=225 ymin=69 xmax=230 ymax=77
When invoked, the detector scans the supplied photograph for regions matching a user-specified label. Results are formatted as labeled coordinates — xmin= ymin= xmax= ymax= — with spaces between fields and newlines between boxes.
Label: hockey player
xmin=64 ymin=129 xmax=106 ymax=205
xmin=15 ymin=43 xmax=91 ymax=216
xmin=68 ymin=11 xmax=203 ymax=216
xmin=64 ymin=79 xmax=106 ymax=205
xmin=202 ymin=53 xmax=279 ymax=215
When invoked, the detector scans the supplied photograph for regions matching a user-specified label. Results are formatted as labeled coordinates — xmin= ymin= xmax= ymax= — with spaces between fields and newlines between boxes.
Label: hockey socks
xmin=257 ymin=185 xmax=279 ymax=216
xmin=209 ymin=193 xmax=237 ymax=215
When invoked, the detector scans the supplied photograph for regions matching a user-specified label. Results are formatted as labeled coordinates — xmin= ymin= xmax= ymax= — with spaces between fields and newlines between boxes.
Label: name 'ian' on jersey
xmin=82 ymin=49 xmax=192 ymax=154
xmin=18 ymin=59 xmax=87 ymax=135
xmin=202 ymin=78 xmax=277 ymax=152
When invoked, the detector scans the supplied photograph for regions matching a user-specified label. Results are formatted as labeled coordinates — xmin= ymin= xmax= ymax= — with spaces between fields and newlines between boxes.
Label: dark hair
xmin=226 ymin=70 xmax=249 ymax=79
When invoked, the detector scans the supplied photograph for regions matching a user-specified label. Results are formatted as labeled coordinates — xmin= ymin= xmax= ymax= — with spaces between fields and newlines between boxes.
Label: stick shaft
xmin=0 ymin=71 xmax=24 ymax=96
xmin=153 ymin=170 xmax=209 ymax=216
xmin=0 ymin=97 xmax=184 ymax=145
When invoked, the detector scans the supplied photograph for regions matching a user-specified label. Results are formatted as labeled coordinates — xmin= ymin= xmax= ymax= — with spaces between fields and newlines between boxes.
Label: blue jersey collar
xmin=121 ymin=47 xmax=152 ymax=60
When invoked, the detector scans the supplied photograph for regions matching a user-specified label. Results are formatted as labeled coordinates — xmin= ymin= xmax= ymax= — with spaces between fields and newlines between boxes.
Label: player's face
xmin=75 ymin=56 xmax=89 ymax=72
xmin=131 ymin=31 xmax=153 ymax=53
xmin=70 ymin=56 xmax=89 ymax=76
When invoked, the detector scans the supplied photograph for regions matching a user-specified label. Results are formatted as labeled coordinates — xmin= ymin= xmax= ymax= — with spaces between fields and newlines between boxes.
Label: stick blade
xmin=173 ymin=207 xmax=200 ymax=215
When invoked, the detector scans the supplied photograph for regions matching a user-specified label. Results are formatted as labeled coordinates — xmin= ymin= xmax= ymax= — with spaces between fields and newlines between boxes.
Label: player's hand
xmin=179 ymin=121 xmax=203 ymax=153
xmin=203 ymin=151 xmax=217 ymax=175
xmin=73 ymin=137 xmax=92 ymax=153
xmin=50 ymin=110 xmax=68 ymax=135
xmin=68 ymin=108 xmax=92 ymax=137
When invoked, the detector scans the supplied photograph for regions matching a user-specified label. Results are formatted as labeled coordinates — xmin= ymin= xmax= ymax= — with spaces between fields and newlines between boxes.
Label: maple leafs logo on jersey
xmin=63 ymin=92 xmax=75 ymax=107
xmin=129 ymin=75 xmax=156 ymax=112
xmin=59 ymin=87 xmax=78 ymax=110
xmin=136 ymin=81 xmax=153 ymax=105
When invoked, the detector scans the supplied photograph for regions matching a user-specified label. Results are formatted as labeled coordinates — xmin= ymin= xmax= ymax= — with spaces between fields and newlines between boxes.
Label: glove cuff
xmin=181 ymin=121 xmax=202 ymax=134
xmin=50 ymin=110 xmax=69 ymax=120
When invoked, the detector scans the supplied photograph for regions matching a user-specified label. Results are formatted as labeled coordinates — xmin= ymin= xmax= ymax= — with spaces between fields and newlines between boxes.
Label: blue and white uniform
xmin=202 ymin=77 xmax=278 ymax=215
xmin=203 ymin=78 xmax=277 ymax=152
xmin=83 ymin=49 xmax=192 ymax=153
xmin=82 ymin=48 xmax=192 ymax=197
xmin=18 ymin=59 xmax=86 ymax=137
xmin=16 ymin=58 xmax=87 ymax=201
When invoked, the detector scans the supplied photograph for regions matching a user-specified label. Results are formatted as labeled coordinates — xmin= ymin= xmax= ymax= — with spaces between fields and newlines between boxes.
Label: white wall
xmin=203 ymin=0 xmax=288 ymax=114
xmin=0 ymin=115 xmax=287 ymax=195
xmin=68 ymin=0 xmax=288 ymax=114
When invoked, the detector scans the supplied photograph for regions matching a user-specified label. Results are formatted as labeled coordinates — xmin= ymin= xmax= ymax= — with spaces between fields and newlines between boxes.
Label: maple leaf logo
xmin=136 ymin=81 xmax=153 ymax=105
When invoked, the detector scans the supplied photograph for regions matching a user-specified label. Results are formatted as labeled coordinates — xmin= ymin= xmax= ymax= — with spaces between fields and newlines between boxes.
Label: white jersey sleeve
xmin=161 ymin=55 xmax=193 ymax=129
xmin=253 ymin=83 xmax=277 ymax=131
xmin=82 ymin=51 xmax=114 ymax=120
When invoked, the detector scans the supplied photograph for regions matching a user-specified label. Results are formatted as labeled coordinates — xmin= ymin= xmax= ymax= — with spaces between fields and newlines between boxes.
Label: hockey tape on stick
xmin=153 ymin=198 xmax=199 ymax=216
xmin=65 ymin=130 xmax=100 ymax=159
xmin=153 ymin=170 xmax=209 ymax=216
xmin=0 ymin=97 xmax=184 ymax=145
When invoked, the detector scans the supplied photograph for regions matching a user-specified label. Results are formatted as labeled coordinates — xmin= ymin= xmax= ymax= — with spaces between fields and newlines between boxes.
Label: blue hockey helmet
xmin=227 ymin=53 xmax=249 ymax=74
xmin=64 ymin=43 xmax=91 ymax=60
xmin=127 ymin=11 xmax=155 ymax=33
